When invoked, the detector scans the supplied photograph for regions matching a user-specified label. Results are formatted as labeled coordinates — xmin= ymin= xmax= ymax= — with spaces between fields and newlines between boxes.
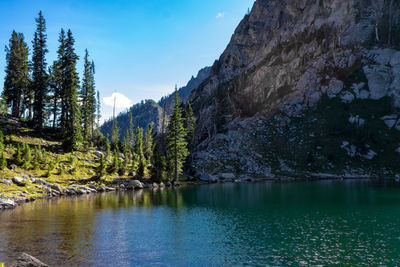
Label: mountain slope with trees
xmin=0 ymin=12 xmax=197 ymax=201
xmin=100 ymin=66 xmax=211 ymax=140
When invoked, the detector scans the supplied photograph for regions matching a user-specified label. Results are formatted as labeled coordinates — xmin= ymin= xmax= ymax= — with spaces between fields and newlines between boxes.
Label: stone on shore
xmin=218 ymin=173 xmax=236 ymax=181
xmin=197 ymin=173 xmax=218 ymax=183
xmin=128 ymin=180 xmax=143 ymax=189
xmin=0 ymin=197 xmax=16 ymax=209
xmin=0 ymin=177 xmax=12 ymax=185
xmin=12 ymin=176 xmax=27 ymax=186
xmin=8 ymin=252 xmax=48 ymax=267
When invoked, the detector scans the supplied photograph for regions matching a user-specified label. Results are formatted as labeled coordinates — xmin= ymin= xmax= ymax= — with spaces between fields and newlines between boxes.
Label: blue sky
xmin=0 ymin=0 xmax=255 ymax=122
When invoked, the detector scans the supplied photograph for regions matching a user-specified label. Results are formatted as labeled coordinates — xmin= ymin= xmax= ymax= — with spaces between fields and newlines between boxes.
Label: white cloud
xmin=103 ymin=92 xmax=133 ymax=109
xmin=216 ymin=12 xmax=225 ymax=19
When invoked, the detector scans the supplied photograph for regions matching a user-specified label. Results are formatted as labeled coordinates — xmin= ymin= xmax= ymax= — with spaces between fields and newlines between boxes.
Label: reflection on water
xmin=1 ymin=181 xmax=400 ymax=265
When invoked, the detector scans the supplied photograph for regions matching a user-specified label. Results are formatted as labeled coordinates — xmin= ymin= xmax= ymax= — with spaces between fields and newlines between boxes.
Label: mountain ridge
xmin=190 ymin=0 xmax=400 ymax=178
xmin=100 ymin=66 xmax=211 ymax=139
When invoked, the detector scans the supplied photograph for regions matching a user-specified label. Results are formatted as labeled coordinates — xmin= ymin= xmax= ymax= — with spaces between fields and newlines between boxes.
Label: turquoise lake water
xmin=1 ymin=180 xmax=400 ymax=266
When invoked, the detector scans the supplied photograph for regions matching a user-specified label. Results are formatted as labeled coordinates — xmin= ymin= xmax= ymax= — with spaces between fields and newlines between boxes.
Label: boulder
xmin=12 ymin=176 xmax=27 ymax=186
xmin=165 ymin=181 xmax=172 ymax=187
xmin=197 ymin=173 xmax=218 ymax=183
xmin=395 ymin=121 xmax=400 ymax=131
xmin=0 ymin=197 xmax=15 ymax=209
xmin=34 ymin=178 xmax=49 ymax=186
xmin=152 ymin=183 xmax=159 ymax=188
xmin=363 ymin=65 xmax=391 ymax=100
xmin=9 ymin=164 xmax=18 ymax=170
xmin=128 ymin=180 xmax=143 ymax=189
xmin=75 ymin=189 xmax=86 ymax=195
xmin=8 ymin=252 xmax=48 ymax=267
xmin=380 ymin=115 xmax=398 ymax=129
xmin=0 ymin=178 xmax=12 ymax=185
xmin=159 ymin=182 xmax=165 ymax=188
xmin=49 ymin=183 xmax=61 ymax=192
xmin=327 ymin=79 xmax=343 ymax=98
xmin=340 ymin=91 xmax=355 ymax=103
xmin=94 ymin=151 xmax=103 ymax=159
xmin=362 ymin=150 xmax=377 ymax=160
xmin=218 ymin=173 xmax=236 ymax=180
xmin=349 ymin=116 xmax=365 ymax=127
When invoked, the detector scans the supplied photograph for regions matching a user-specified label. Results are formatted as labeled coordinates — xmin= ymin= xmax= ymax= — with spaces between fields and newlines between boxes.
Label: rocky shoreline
xmin=0 ymin=178 xmax=184 ymax=211
xmin=1 ymin=172 xmax=386 ymax=212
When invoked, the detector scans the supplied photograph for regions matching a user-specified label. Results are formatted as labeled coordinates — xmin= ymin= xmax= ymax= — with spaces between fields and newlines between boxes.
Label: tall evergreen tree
xmin=56 ymin=29 xmax=67 ymax=131
xmin=134 ymin=127 xmax=145 ymax=177
xmin=96 ymin=90 xmax=101 ymax=127
xmin=128 ymin=112 xmax=135 ymax=147
xmin=151 ymin=143 xmax=166 ymax=182
xmin=167 ymin=89 xmax=188 ymax=182
xmin=81 ymin=50 xmax=96 ymax=140
xmin=48 ymin=61 xmax=61 ymax=128
xmin=144 ymin=123 xmax=154 ymax=164
xmin=32 ymin=11 xmax=48 ymax=130
xmin=3 ymin=31 xmax=30 ymax=117
xmin=111 ymin=116 xmax=119 ymax=148
xmin=62 ymin=29 xmax=82 ymax=151
xmin=185 ymin=102 xmax=195 ymax=150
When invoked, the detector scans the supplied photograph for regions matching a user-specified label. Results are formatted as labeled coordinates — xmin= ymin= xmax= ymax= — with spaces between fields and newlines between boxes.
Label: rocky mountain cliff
xmin=191 ymin=0 xmax=400 ymax=178
xmin=100 ymin=67 xmax=210 ymax=139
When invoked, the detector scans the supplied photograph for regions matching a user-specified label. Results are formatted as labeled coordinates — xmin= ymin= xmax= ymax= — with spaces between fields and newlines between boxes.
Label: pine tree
xmin=62 ymin=29 xmax=82 ymax=151
xmin=48 ymin=62 xmax=61 ymax=128
xmin=14 ymin=144 xmax=23 ymax=166
xmin=111 ymin=116 xmax=120 ymax=148
xmin=0 ymin=152 xmax=7 ymax=170
xmin=46 ymin=160 xmax=55 ymax=177
xmin=56 ymin=29 xmax=67 ymax=130
xmin=113 ymin=146 xmax=120 ymax=173
xmin=151 ymin=144 xmax=166 ymax=182
xmin=32 ymin=11 xmax=48 ymax=131
xmin=22 ymin=144 xmax=32 ymax=169
xmin=3 ymin=31 xmax=30 ymax=117
xmin=105 ymin=137 xmax=111 ymax=159
xmin=96 ymin=91 xmax=101 ymax=127
xmin=48 ymin=29 xmax=66 ymax=129
xmin=144 ymin=123 xmax=154 ymax=164
xmin=123 ymin=128 xmax=130 ymax=162
xmin=185 ymin=102 xmax=195 ymax=150
xmin=0 ymin=130 xmax=4 ymax=152
xmin=81 ymin=50 xmax=96 ymax=141
xmin=33 ymin=146 xmax=41 ymax=170
xmin=128 ymin=112 xmax=135 ymax=146
xmin=97 ymin=154 xmax=107 ymax=178
xmin=167 ymin=89 xmax=188 ymax=182
xmin=134 ymin=127 xmax=145 ymax=177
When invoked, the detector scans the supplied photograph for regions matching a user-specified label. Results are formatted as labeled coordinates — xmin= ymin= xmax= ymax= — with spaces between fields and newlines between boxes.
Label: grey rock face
xmin=189 ymin=0 xmax=400 ymax=176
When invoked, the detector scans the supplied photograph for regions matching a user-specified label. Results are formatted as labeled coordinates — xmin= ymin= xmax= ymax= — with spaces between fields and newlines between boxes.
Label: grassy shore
xmin=0 ymin=116 xmax=134 ymax=199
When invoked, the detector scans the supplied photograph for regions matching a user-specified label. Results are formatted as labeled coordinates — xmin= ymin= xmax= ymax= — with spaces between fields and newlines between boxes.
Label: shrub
xmin=0 ymin=151 xmax=7 ymax=170
xmin=97 ymin=154 xmax=107 ymax=178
